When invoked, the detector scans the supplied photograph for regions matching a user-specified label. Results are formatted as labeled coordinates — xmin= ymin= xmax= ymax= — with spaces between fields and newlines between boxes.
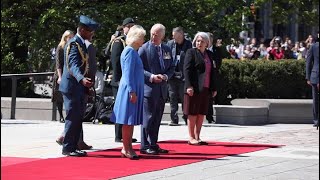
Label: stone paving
xmin=1 ymin=118 xmax=319 ymax=180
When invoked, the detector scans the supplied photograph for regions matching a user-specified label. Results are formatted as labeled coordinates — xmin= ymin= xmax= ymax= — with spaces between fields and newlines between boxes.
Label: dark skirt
xmin=183 ymin=87 xmax=210 ymax=115
xmin=51 ymin=73 xmax=63 ymax=103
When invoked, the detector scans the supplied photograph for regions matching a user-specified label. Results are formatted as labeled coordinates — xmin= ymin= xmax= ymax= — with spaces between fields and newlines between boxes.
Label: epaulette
xmin=110 ymin=35 xmax=126 ymax=52
xmin=65 ymin=42 xmax=89 ymax=76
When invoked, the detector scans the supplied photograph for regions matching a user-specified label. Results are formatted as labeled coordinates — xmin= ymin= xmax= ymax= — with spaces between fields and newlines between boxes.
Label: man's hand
xmin=81 ymin=78 xmax=93 ymax=87
xmin=158 ymin=74 xmax=168 ymax=81
xmin=307 ymin=80 xmax=311 ymax=86
xmin=57 ymin=77 xmax=62 ymax=85
xmin=130 ymin=92 xmax=137 ymax=103
xmin=212 ymin=91 xmax=217 ymax=97
xmin=152 ymin=75 xmax=163 ymax=83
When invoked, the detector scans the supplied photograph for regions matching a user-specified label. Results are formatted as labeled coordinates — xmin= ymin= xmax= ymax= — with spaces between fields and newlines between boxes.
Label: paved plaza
xmin=1 ymin=117 xmax=319 ymax=180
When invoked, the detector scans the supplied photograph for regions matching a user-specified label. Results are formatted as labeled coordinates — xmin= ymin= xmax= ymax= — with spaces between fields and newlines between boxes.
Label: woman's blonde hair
xmin=58 ymin=30 xmax=74 ymax=48
xmin=126 ymin=25 xmax=146 ymax=45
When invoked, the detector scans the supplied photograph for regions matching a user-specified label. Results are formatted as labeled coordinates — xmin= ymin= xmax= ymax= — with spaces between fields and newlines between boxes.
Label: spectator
xmin=258 ymin=43 xmax=268 ymax=59
xmin=51 ymin=30 xmax=74 ymax=123
xmin=167 ymin=27 xmax=192 ymax=126
xmin=269 ymin=42 xmax=285 ymax=60
xmin=298 ymin=42 xmax=307 ymax=60
xmin=291 ymin=42 xmax=300 ymax=59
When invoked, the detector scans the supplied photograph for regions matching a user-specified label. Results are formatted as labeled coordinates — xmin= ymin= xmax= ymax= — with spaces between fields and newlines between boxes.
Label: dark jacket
xmin=110 ymin=36 xmax=125 ymax=87
xmin=59 ymin=35 xmax=87 ymax=94
xmin=184 ymin=48 xmax=218 ymax=94
xmin=306 ymin=41 xmax=319 ymax=84
xmin=167 ymin=39 xmax=192 ymax=80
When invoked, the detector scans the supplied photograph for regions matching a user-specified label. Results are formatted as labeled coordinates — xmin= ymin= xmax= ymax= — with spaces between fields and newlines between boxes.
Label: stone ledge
xmin=213 ymin=105 xmax=269 ymax=125
xmin=231 ymin=99 xmax=313 ymax=124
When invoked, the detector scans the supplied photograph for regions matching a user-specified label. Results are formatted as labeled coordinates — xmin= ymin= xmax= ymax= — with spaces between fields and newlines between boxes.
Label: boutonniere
xmin=163 ymin=52 xmax=171 ymax=60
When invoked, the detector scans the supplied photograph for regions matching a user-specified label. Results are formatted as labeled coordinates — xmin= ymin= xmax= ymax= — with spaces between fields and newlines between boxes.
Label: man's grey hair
xmin=150 ymin=23 xmax=166 ymax=38
xmin=172 ymin=27 xmax=184 ymax=34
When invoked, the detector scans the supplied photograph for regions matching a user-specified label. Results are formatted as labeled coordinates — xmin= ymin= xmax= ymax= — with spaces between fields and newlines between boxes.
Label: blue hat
xmin=79 ymin=15 xmax=99 ymax=31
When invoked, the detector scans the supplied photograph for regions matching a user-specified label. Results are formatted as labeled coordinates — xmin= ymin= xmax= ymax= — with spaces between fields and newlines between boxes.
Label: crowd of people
xmin=226 ymin=35 xmax=316 ymax=60
xmin=50 ymin=15 xmax=318 ymax=159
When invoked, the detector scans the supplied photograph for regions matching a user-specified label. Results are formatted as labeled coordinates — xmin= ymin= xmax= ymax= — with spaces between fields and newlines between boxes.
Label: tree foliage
xmin=1 ymin=0 xmax=319 ymax=74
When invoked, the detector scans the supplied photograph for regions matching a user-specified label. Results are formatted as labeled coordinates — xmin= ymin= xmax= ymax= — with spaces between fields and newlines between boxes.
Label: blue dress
xmin=111 ymin=46 xmax=144 ymax=125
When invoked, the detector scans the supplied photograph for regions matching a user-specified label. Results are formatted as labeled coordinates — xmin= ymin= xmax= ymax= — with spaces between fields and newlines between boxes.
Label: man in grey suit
xmin=306 ymin=31 xmax=319 ymax=128
xmin=138 ymin=23 xmax=175 ymax=155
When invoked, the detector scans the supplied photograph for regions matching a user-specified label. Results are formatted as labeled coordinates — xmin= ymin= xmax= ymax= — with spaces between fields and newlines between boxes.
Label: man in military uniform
xmin=59 ymin=15 xmax=99 ymax=157
xmin=110 ymin=17 xmax=137 ymax=143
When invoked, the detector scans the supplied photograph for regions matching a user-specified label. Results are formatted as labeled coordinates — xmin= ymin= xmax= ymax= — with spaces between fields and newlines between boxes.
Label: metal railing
xmin=1 ymin=72 xmax=55 ymax=120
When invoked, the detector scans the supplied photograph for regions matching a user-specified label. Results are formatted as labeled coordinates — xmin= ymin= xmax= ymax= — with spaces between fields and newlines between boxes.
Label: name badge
xmin=176 ymin=55 xmax=180 ymax=61
xmin=163 ymin=52 xmax=171 ymax=60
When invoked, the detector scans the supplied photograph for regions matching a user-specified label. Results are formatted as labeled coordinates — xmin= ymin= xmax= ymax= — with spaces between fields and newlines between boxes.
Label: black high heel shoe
xmin=59 ymin=118 xmax=65 ymax=123
xmin=121 ymin=150 xmax=139 ymax=160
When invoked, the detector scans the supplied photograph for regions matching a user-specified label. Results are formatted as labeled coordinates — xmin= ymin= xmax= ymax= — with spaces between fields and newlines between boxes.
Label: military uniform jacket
xmin=59 ymin=35 xmax=88 ymax=94
xmin=110 ymin=36 xmax=126 ymax=87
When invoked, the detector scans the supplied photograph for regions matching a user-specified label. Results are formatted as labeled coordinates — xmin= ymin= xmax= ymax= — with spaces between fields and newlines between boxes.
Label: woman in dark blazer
xmin=183 ymin=32 xmax=218 ymax=145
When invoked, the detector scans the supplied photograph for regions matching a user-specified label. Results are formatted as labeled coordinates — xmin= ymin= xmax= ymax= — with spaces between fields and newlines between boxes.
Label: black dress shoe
xmin=198 ymin=141 xmax=209 ymax=145
xmin=56 ymin=136 xmax=64 ymax=146
xmin=182 ymin=116 xmax=188 ymax=125
xmin=140 ymin=148 xmax=159 ymax=155
xmin=115 ymin=138 xmax=138 ymax=143
xmin=62 ymin=150 xmax=87 ymax=157
xmin=77 ymin=142 xmax=93 ymax=150
xmin=59 ymin=118 xmax=65 ymax=123
xmin=169 ymin=121 xmax=179 ymax=126
xmin=157 ymin=148 xmax=169 ymax=154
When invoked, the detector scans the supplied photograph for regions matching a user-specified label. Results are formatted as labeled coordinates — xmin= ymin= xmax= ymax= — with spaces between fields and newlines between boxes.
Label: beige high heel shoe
xmin=121 ymin=149 xmax=139 ymax=160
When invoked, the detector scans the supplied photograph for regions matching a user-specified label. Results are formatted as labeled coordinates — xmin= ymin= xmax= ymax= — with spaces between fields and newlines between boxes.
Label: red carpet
xmin=1 ymin=157 xmax=42 ymax=166
xmin=1 ymin=140 xmax=281 ymax=180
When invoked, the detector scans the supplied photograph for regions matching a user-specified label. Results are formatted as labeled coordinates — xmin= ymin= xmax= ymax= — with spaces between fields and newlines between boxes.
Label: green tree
xmin=1 ymin=0 xmax=318 ymax=75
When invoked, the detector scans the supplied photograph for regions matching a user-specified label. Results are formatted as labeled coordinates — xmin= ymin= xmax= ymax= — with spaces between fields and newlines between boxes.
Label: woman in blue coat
xmin=111 ymin=25 xmax=146 ymax=159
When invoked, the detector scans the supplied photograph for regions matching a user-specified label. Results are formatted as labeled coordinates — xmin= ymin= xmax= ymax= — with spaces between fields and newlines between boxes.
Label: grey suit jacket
xmin=306 ymin=42 xmax=319 ymax=84
xmin=138 ymin=41 xmax=175 ymax=100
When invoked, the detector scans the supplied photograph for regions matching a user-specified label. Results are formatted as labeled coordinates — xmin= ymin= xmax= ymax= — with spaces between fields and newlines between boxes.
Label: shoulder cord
xmin=65 ymin=42 xmax=89 ymax=76
xmin=110 ymin=36 xmax=126 ymax=52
